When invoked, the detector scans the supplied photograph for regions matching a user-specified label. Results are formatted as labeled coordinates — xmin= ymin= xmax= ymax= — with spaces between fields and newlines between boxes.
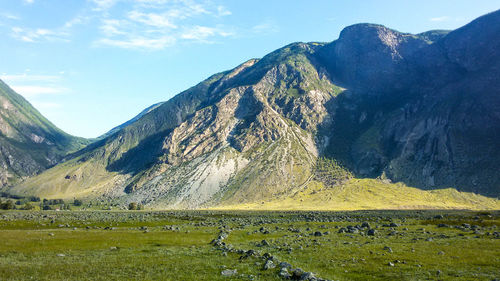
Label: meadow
xmin=0 ymin=210 xmax=499 ymax=280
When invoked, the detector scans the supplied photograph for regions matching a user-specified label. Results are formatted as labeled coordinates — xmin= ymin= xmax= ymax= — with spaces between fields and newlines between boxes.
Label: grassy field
xmin=0 ymin=210 xmax=499 ymax=280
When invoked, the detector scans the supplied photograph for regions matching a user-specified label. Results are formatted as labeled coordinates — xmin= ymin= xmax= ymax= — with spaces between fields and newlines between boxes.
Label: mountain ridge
xmin=0 ymin=79 xmax=90 ymax=187
xmin=8 ymin=10 xmax=500 ymax=208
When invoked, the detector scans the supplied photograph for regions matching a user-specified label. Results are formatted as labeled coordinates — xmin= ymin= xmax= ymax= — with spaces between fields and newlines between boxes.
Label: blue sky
xmin=0 ymin=0 xmax=498 ymax=138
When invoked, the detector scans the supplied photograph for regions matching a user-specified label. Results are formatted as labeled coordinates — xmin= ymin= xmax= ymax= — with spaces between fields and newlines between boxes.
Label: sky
xmin=0 ymin=0 xmax=498 ymax=138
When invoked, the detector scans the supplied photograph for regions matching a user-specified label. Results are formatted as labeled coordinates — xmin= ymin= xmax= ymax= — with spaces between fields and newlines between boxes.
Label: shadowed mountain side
xmin=9 ymin=10 xmax=500 ymax=208
xmin=0 ymin=79 xmax=90 ymax=187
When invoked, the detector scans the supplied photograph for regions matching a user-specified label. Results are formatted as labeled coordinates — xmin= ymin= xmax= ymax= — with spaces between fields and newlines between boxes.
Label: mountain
xmin=316 ymin=11 xmax=500 ymax=196
xmin=10 ymin=10 xmax=500 ymax=208
xmin=97 ymin=101 xmax=165 ymax=140
xmin=0 ymin=80 xmax=90 ymax=187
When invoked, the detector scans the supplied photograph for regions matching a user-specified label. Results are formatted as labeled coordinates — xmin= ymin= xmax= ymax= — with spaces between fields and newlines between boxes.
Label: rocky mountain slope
xmin=0 ymin=80 xmax=89 ymax=187
xmin=10 ymin=10 xmax=500 ymax=208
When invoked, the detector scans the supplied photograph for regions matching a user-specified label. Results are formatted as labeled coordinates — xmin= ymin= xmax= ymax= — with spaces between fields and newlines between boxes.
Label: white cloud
xmin=64 ymin=15 xmax=89 ymax=28
xmin=181 ymin=25 xmax=216 ymax=40
xmin=181 ymin=25 xmax=233 ymax=42
xmin=11 ymin=26 xmax=69 ymax=43
xmin=216 ymin=6 xmax=231 ymax=17
xmin=134 ymin=0 xmax=167 ymax=4
xmin=1 ymin=13 xmax=20 ymax=20
xmin=94 ymin=0 xmax=235 ymax=50
xmin=429 ymin=16 xmax=450 ymax=22
xmin=252 ymin=21 xmax=279 ymax=34
xmin=135 ymin=0 xmax=209 ymax=17
xmin=8 ymin=13 xmax=86 ymax=44
xmin=0 ymin=73 xmax=67 ymax=99
xmin=128 ymin=11 xmax=177 ymax=29
xmin=96 ymin=36 xmax=176 ymax=50
xmin=23 ymin=0 xmax=34 ymax=4
xmin=91 ymin=0 xmax=116 ymax=11
xmin=100 ymin=19 xmax=127 ymax=35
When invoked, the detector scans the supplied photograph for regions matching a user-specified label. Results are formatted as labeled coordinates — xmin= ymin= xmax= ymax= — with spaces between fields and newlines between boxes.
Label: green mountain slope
xmin=10 ymin=10 xmax=500 ymax=209
xmin=0 ymin=79 xmax=90 ymax=186
xmin=215 ymin=178 xmax=500 ymax=211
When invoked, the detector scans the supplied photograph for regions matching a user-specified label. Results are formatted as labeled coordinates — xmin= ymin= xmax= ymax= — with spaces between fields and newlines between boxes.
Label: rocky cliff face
xmin=319 ymin=10 xmax=500 ymax=196
xmin=11 ymin=10 xmax=500 ymax=206
xmin=0 ymin=80 xmax=89 ymax=187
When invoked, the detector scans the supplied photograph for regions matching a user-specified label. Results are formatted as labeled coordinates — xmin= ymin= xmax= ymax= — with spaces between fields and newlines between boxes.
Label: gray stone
xmin=221 ymin=269 xmax=237 ymax=277
xmin=264 ymin=260 xmax=275 ymax=270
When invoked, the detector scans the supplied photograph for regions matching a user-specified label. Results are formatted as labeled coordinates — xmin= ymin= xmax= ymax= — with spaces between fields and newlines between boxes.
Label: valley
xmin=0 ymin=210 xmax=499 ymax=280
xmin=3 ymin=9 xmax=500 ymax=209
xmin=0 ymin=4 xmax=498 ymax=281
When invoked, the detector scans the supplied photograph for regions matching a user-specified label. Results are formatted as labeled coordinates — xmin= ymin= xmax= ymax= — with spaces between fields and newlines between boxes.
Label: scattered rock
xmin=221 ymin=269 xmax=237 ymax=277
xmin=300 ymin=272 xmax=316 ymax=280
xmin=279 ymin=267 xmax=291 ymax=278
xmin=264 ymin=260 xmax=275 ymax=270
xmin=279 ymin=262 xmax=292 ymax=269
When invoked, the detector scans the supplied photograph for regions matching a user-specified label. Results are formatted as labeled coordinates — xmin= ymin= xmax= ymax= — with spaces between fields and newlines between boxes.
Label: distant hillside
xmin=10 ymin=10 xmax=500 ymax=208
xmin=98 ymin=102 xmax=165 ymax=140
xmin=215 ymin=178 xmax=500 ymax=211
xmin=0 ymin=79 xmax=90 ymax=186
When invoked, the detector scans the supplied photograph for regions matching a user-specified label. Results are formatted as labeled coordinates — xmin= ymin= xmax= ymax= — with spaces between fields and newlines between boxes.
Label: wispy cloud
xmin=100 ymin=19 xmax=128 ymax=36
xmin=8 ymin=12 xmax=88 ymax=43
xmin=11 ymin=26 xmax=69 ymax=42
xmin=23 ymin=0 xmax=35 ymax=5
xmin=252 ymin=21 xmax=279 ymax=35
xmin=91 ymin=0 xmax=116 ymax=11
xmin=0 ymin=72 xmax=67 ymax=98
xmin=64 ymin=15 xmax=89 ymax=28
xmin=96 ymin=36 xmax=176 ymax=50
xmin=93 ymin=1 xmax=235 ymax=50
xmin=1 ymin=13 xmax=20 ymax=20
xmin=429 ymin=16 xmax=450 ymax=22
xmin=127 ymin=10 xmax=177 ymax=29
xmin=4 ymin=0 xmax=252 ymax=51
xmin=216 ymin=6 xmax=231 ymax=17
xmin=181 ymin=25 xmax=233 ymax=42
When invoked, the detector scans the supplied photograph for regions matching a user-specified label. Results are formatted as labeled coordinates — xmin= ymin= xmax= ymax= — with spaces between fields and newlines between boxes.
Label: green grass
xmin=0 ymin=211 xmax=281 ymax=281
xmin=226 ymin=220 xmax=500 ymax=280
xmin=217 ymin=178 xmax=500 ymax=211
xmin=0 ymin=210 xmax=498 ymax=280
